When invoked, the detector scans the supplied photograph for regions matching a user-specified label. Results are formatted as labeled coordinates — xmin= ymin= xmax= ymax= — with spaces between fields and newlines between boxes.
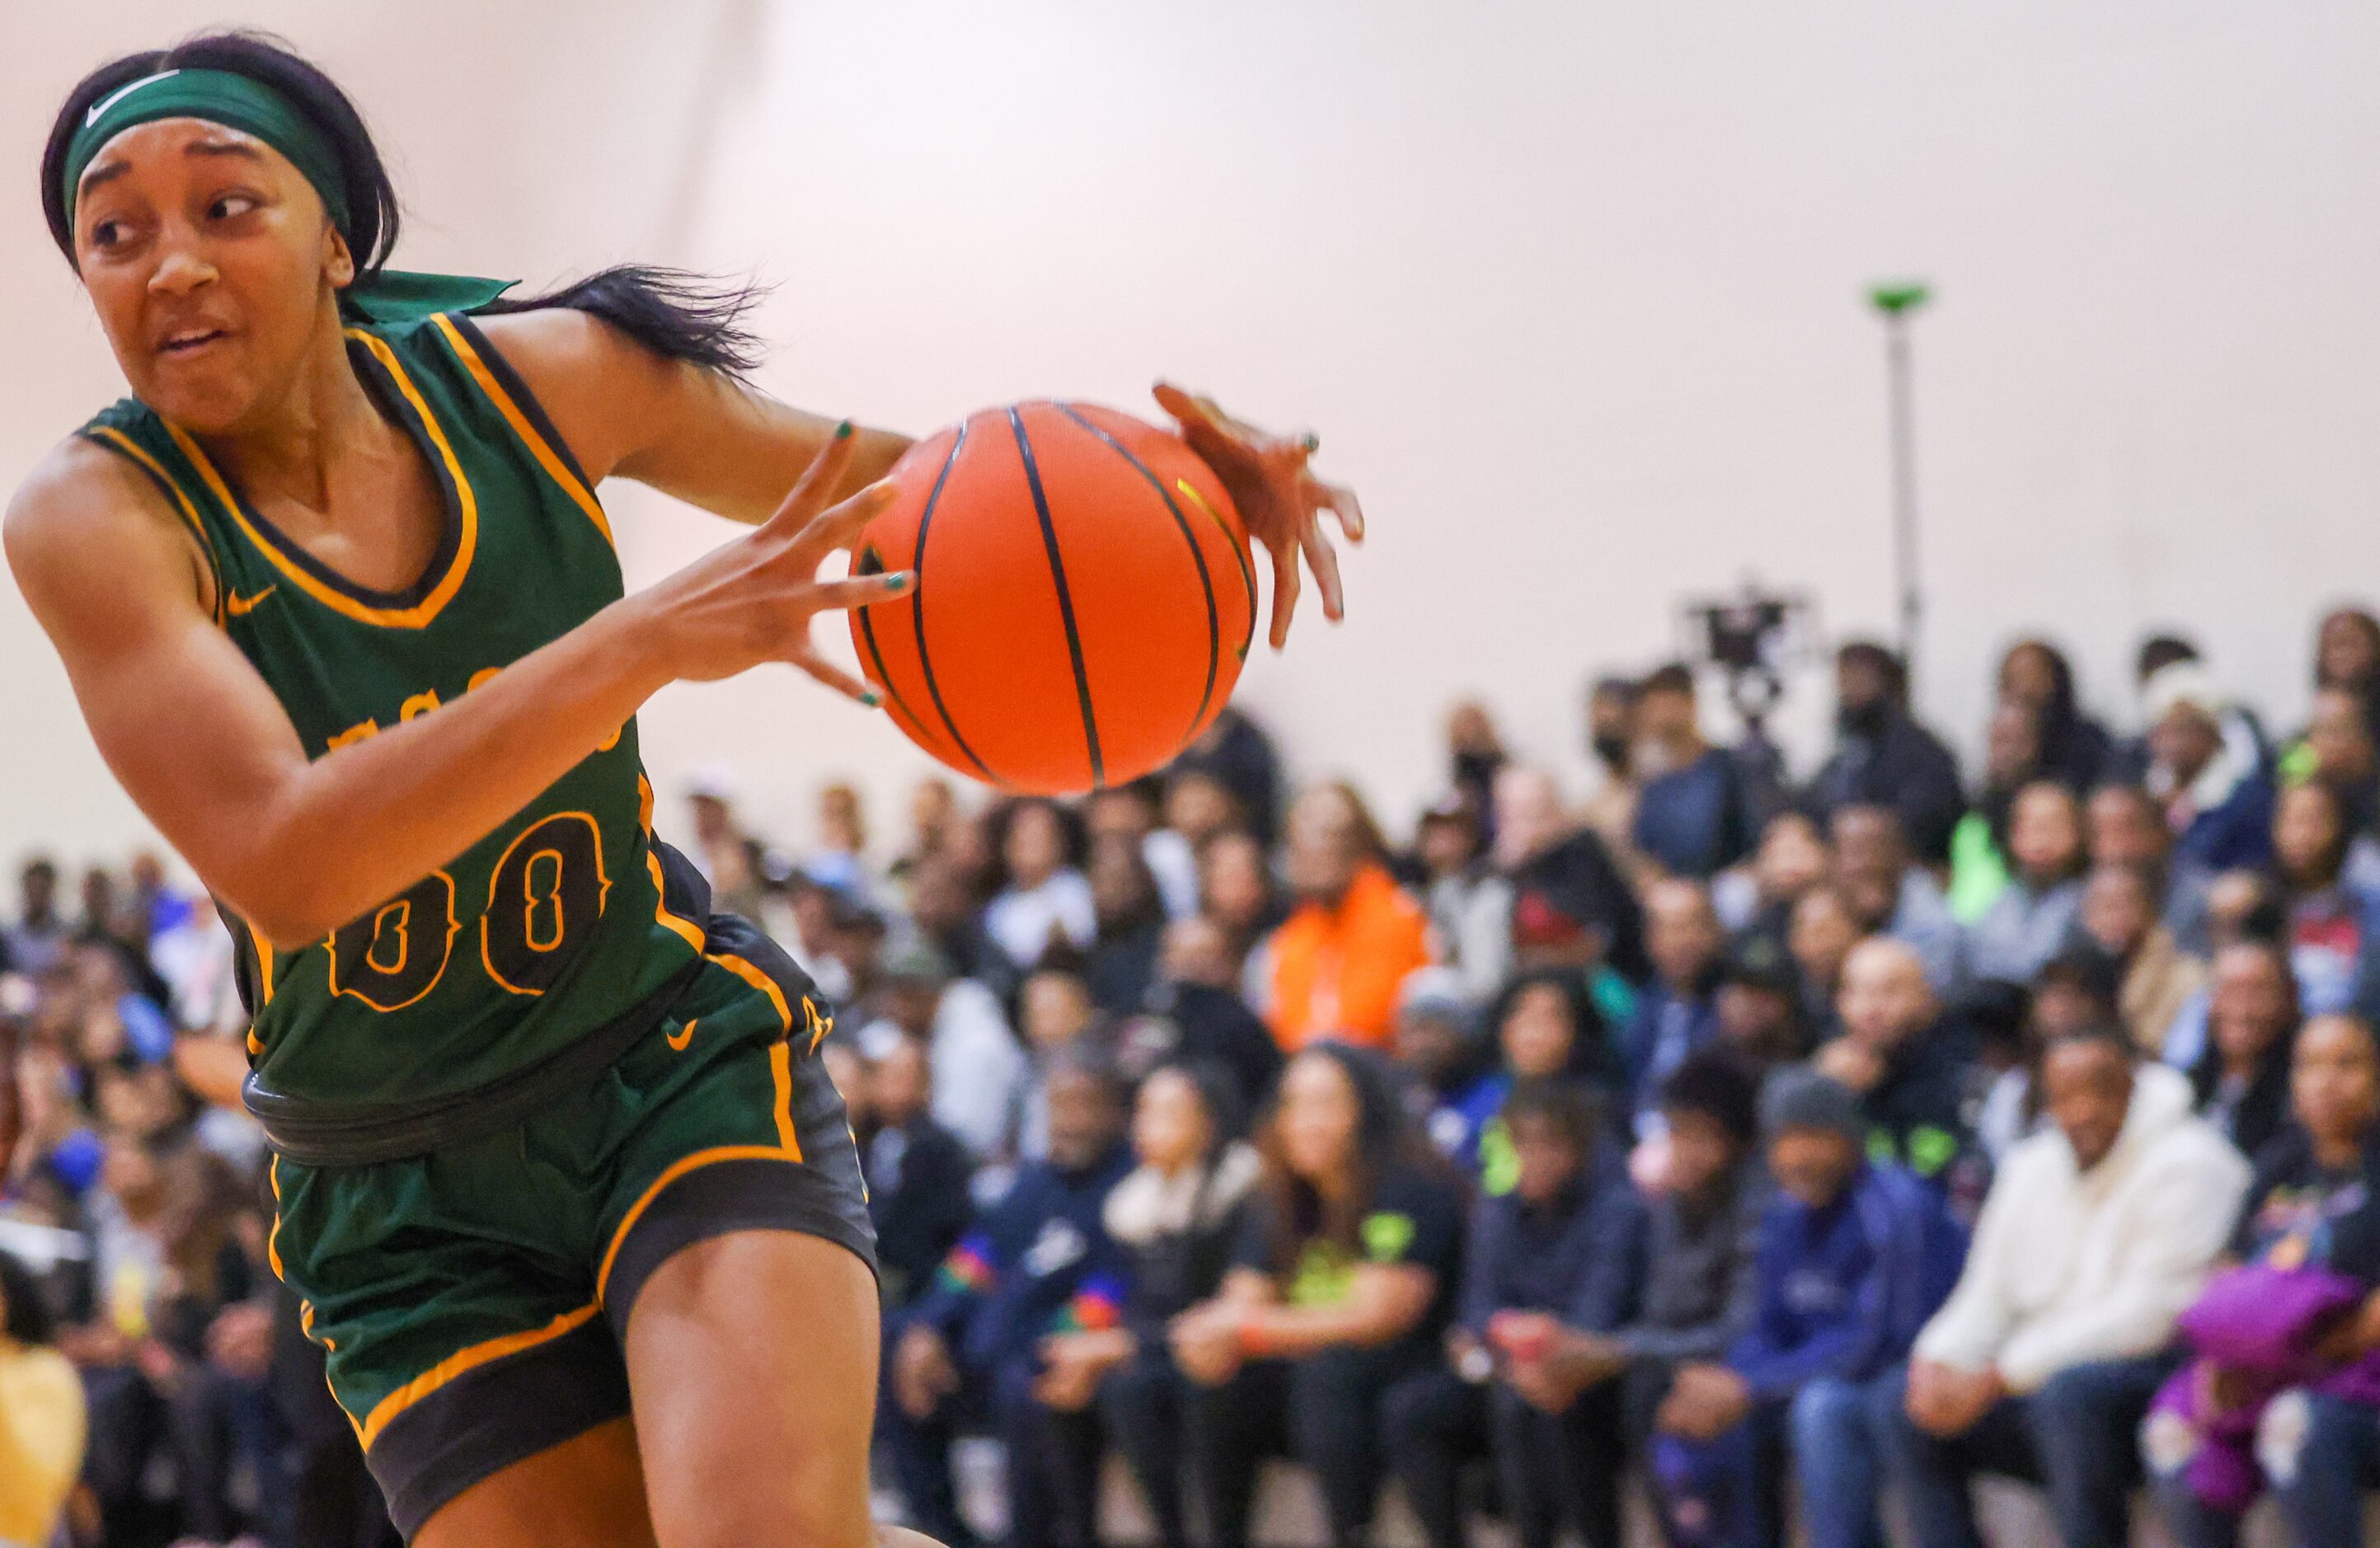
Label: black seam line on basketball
xmin=1007 ymin=406 xmax=1105 ymax=789
xmin=852 ymin=546 xmax=933 ymax=742
xmin=1055 ymin=403 xmax=1220 ymax=743
xmin=908 ymin=423 xmax=998 ymax=783
xmin=1176 ymin=474 xmax=1258 ymax=658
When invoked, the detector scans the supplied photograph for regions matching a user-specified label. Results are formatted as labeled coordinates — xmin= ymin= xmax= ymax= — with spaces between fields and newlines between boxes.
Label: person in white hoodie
xmin=1871 ymin=1025 xmax=2251 ymax=1548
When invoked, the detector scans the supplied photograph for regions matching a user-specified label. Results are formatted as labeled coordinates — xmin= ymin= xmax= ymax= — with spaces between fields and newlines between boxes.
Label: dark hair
xmin=1502 ymin=1077 xmax=1600 ymax=1152
xmin=0 ymin=1250 xmax=54 ymax=1346
xmin=1639 ymin=662 xmax=1697 ymax=700
xmin=1999 ymin=638 xmax=2078 ymax=719
xmin=1837 ymin=640 xmax=1909 ymax=706
xmin=1255 ymin=1041 xmax=1449 ymax=1278
xmin=986 ymin=797 xmax=1089 ymax=888
xmin=2136 ymin=632 xmax=2200 ymax=685
xmin=2042 ymin=1023 xmax=2138 ymax=1069
xmin=1485 ymin=968 xmax=1612 ymax=1086
xmin=2276 ymin=779 xmax=2353 ymax=888
xmin=1589 ymin=674 xmax=1641 ymax=706
xmin=1658 ymin=1047 xmax=1762 ymax=1146
xmin=45 ymin=32 xmax=766 ymax=379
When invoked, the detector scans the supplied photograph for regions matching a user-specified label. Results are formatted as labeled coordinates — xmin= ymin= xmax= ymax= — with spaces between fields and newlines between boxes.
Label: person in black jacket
xmin=2185 ymin=938 xmax=2303 ymax=1165
xmin=1817 ymin=938 xmax=1990 ymax=1217
xmin=884 ymin=1053 xmax=1134 ymax=1547
xmin=1808 ymin=641 xmax=1965 ymax=867
xmin=1383 ymin=1080 xmax=1640 ymax=1548
xmin=858 ymin=1034 xmax=977 ymax=1311
xmin=1034 ymin=1062 xmax=1260 ymax=1548
xmin=1109 ymin=917 xmax=1285 ymax=1114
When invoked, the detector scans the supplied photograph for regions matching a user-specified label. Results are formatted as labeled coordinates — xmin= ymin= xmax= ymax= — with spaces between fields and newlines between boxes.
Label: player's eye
xmin=207 ymin=192 xmax=261 ymax=221
xmin=90 ymin=218 xmax=127 ymax=248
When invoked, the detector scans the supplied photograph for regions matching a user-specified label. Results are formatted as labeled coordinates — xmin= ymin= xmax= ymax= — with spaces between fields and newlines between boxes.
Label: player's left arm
xmin=474 ymin=307 xmax=1364 ymax=647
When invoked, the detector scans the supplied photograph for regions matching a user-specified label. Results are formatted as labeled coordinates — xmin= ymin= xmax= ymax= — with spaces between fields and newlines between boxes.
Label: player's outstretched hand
xmin=1153 ymin=382 xmax=1364 ymax=650
xmin=638 ymin=422 xmax=913 ymax=701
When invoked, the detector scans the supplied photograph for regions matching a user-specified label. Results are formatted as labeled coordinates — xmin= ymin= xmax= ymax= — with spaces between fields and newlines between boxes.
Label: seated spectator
xmin=2000 ymin=636 xmax=2118 ymax=793
xmin=884 ymin=1053 xmax=1134 ymax=1548
xmin=984 ymin=798 xmax=1096 ymax=975
xmin=1443 ymin=699 xmax=1510 ymax=831
xmin=2182 ymin=940 xmax=2303 ymax=1163
xmin=1413 ymin=792 xmax=1513 ymax=1004
xmin=1787 ymin=884 xmax=1866 ymax=1042
xmin=1711 ymin=935 xmax=1814 ymax=1077
xmin=1646 ymin=1069 xmax=1965 ymax=1548
xmin=857 ymin=1036 xmax=975 ymax=1311
xmin=1494 ymin=766 xmax=1647 ymax=980
xmin=807 ymin=780 xmax=875 ymax=898
xmin=1199 ymin=829 xmax=1284 ymax=971
xmin=858 ymin=942 xmax=1027 ymax=1162
xmin=904 ymin=853 xmax=1007 ymax=996
xmin=1832 ymin=804 xmax=1966 ymax=994
xmin=1087 ymin=781 xmax=1201 ymax=922
xmin=1626 ymin=879 xmax=1726 ymax=1127
xmin=5 ymin=859 xmax=67 ymax=978
xmin=2148 ymin=1011 xmax=2380 ymax=1548
xmin=1037 ymin=1062 xmax=1260 ymax=1548
xmin=1086 ymin=833 xmax=1169 ymax=1016
xmin=1392 ymin=968 xmax=1497 ymax=1164
xmin=2286 ymin=689 xmax=2380 ymax=884
xmin=889 ymin=774 xmax=959 ymax=889
xmin=2145 ymin=663 xmax=2277 ymax=875
xmin=1815 ymin=939 xmax=1981 ymax=1203
xmin=1386 ymin=1081 xmax=1637 ymax=1548
xmin=2314 ymin=606 xmax=2380 ymax=736
xmin=1580 ymin=674 xmax=1644 ymax=862
xmin=1015 ymin=959 xmax=1107 ymax=1162
xmin=1115 ymin=918 xmax=1285 ymax=1113
xmin=1171 ymin=705 xmax=1284 ymax=847
xmin=1258 ymin=784 xmax=1429 ymax=1051
xmin=1967 ymin=781 xmax=2088 ymax=984
xmin=0 ymin=1248 xmax=83 ymax=1548
xmin=1948 ymin=697 xmax=2044 ymax=925
xmin=2273 ymin=779 xmax=2380 ymax=1016
xmin=1171 ymin=1043 xmax=1467 ymax=1548
xmin=1525 ymin=1051 xmax=1764 ymax=1485
xmin=1974 ymin=950 xmax=2122 ymax=1161
xmin=2090 ymin=780 xmax=2218 ymax=955
xmin=1876 ymin=1027 xmax=2251 ymax=1548
xmin=1807 ymin=640 xmax=1966 ymax=868
xmin=1462 ymin=970 xmax=1615 ymax=1192
xmin=1630 ymin=664 xmax=1754 ymax=881
xmin=1165 ymin=767 xmax=1249 ymax=856
xmin=1713 ymin=809 xmax=1830 ymax=942
xmin=2078 ymin=860 xmax=2206 ymax=1058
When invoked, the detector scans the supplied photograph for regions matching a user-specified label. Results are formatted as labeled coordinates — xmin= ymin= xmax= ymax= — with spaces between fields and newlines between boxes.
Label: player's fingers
xmin=804 ymin=570 xmax=914 ymax=613
xmin=789 ymin=479 xmax=899 ymax=565
xmin=765 ymin=420 xmax=861 ymax=531
xmin=1315 ymin=479 xmax=1366 ymax=544
xmin=788 ymin=647 xmax=881 ymax=708
xmin=1152 ymin=381 xmax=1220 ymax=434
xmin=1267 ymin=539 xmax=1300 ymax=650
xmin=1300 ymin=521 xmax=1346 ymax=624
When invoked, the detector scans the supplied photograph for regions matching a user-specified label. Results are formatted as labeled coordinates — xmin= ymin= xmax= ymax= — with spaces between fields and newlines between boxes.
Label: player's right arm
xmin=4 ymin=431 xmax=906 ymax=952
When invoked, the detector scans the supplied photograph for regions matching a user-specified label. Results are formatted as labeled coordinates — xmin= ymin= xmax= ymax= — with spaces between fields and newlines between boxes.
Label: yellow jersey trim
xmin=428 ymin=312 xmax=613 ymax=546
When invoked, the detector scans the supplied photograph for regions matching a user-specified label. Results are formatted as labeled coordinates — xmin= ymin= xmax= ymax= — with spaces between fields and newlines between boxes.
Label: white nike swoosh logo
xmin=87 ymin=71 xmax=181 ymax=128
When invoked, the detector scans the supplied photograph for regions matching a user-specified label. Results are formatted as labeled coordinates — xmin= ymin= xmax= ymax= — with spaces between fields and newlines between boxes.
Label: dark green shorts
xmin=268 ymin=918 xmax=875 ymax=1538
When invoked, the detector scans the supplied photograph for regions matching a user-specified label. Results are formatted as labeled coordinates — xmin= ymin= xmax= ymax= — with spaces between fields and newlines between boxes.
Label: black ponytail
xmin=44 ymin=31 xmax=766 ymax=379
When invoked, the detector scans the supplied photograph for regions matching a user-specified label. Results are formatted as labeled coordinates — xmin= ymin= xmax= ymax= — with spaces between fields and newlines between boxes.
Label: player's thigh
xmin=624 ymin=1227 xmax=881 ymax=1548
xmin=413 ymin=1416 xmax=658 ymax=1548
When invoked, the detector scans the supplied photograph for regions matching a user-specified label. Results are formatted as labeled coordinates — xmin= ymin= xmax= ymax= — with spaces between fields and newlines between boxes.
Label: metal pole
xmin=1885 ymin=312 xmax=1922 ymax=680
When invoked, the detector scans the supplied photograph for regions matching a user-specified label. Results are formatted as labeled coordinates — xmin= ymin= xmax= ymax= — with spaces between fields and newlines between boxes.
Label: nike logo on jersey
xmin=87 ymin=72 xmax=181 ymax=128
xmin=224 ymin=584 xmax=277 ymax=617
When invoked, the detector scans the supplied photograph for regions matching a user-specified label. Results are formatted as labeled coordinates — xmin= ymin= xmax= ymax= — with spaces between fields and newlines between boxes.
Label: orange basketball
xmin=848 ymin=401 xmax=1257 ymax=794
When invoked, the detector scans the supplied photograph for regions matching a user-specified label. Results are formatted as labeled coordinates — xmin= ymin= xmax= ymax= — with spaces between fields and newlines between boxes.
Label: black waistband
xmin=244 ymin=955 xmax=706 ymax=1169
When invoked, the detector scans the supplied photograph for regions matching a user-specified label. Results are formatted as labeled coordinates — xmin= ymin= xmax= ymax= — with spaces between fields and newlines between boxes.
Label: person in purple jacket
xmin=1645 ymin=1069 xmax=1965 ymax=1548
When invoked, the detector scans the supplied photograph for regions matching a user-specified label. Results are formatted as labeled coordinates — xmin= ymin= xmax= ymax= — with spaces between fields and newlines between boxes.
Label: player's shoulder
xmin=5 ymin=430 xmax=195 ymax=590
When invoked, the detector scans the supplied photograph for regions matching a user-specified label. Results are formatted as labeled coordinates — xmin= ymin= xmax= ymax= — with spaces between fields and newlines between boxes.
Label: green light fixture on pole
xmin=1868 ymin=279 xmax=1932 ymax=684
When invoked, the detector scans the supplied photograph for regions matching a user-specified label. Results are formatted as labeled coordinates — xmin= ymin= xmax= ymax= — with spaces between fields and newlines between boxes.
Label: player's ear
xmin=323 ymin=223 xmax=355 ymax=291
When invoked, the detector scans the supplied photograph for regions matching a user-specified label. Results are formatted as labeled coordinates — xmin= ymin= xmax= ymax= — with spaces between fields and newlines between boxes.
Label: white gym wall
xmin=3 ymin=0 xmax=2373 ymax=868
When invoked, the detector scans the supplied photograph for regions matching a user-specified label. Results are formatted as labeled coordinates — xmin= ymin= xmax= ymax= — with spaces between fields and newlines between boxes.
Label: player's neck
xmin=200 ymin=314 xmax=400 ymax=512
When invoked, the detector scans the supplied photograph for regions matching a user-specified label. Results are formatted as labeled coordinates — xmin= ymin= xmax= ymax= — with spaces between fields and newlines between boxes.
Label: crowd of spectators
xmin=12 ymin=606 xmax=2380 ymax=1548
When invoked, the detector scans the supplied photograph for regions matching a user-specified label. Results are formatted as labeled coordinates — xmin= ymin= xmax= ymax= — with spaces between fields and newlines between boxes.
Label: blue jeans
xmin=2150 ymin=1387 xmax=2380 ymax=1548
xmin=1792 ymin=1375 xmax=1892 ymax=1548
xmin=1871 ymin=1353 xmax=2176 ymax=1548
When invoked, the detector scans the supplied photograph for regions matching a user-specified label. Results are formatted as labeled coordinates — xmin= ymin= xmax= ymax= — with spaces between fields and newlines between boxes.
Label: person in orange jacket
xmin=1260 ymin=784 xmax=1432 ymax=1051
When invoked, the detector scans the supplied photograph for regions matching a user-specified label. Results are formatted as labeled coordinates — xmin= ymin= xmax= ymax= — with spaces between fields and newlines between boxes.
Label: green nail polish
xmin=1301 ymin=432 xmax=1321 ymax=453
xmin=888 ymin=571 xmax=913 ymax=592
xmin=861 ymin=690 xmax=882 ymax=708
xmin=835 ymin=420 xmax=854 ymax=439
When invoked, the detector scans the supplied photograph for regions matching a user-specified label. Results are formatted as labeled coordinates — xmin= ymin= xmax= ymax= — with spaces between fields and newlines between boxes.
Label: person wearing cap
xmin=1711 ymin=935 xmax=1812 ymax=1077
xmin=1645 ymin=1069 xmax=1965 ymax=1548
xmin=858 ymin=940 xmax=1028 ymax=1161
xmin=2144 ymin=661 xmax=2276 ymax=874
xmin=1392 ymin=966 xmax=1499 ymax=1163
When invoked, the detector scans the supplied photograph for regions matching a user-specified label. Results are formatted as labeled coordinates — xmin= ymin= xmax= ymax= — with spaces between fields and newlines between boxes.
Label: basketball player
xmin=7 ymin=34 xmax=1362 ymax=1548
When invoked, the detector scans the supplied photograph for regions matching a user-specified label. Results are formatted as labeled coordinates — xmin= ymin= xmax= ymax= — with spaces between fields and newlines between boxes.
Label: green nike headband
xmin=62 ymin=66 xmax=511 ymax=324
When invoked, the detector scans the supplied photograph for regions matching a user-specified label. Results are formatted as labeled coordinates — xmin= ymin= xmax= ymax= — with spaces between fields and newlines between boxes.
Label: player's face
xmin=72 ymin=119 xmax=351 ymax=434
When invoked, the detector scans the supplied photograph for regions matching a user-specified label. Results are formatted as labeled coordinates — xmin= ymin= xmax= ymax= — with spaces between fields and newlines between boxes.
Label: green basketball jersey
xmin=78 ymin=311 xmax=736 ymax=1107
